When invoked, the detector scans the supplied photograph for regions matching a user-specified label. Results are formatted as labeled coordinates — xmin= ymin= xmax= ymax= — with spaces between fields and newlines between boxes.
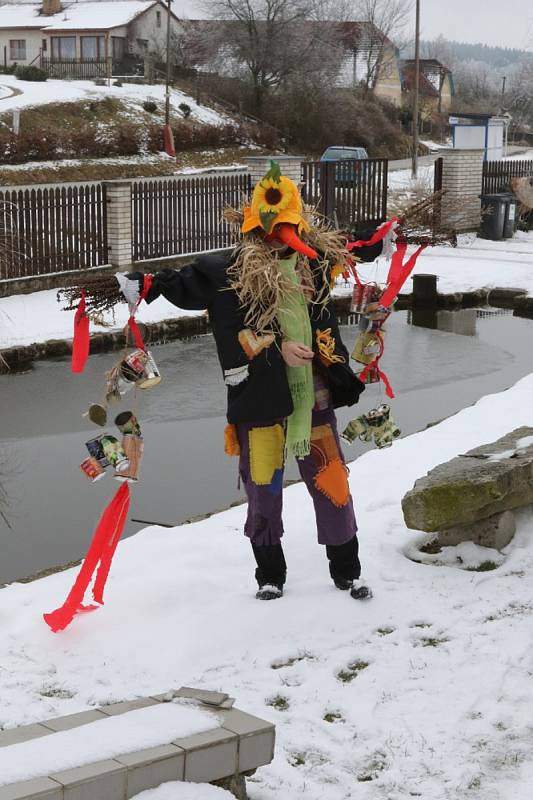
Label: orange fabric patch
xmin=249 ymin=424 xmax=285 ymax=485
xmin=224 ymin=424 xmax=240 ymax=457
xmin=310 ymin=423 xmax=340 ymax=468
xmin=314 ymin=458 xmax=350 ymax=508
xmin=238 ymin=329 xmax=275 ymax=360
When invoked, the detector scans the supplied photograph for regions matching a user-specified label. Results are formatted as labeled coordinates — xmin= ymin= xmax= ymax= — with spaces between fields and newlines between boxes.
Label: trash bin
xmin=479 ymin=193 xmax=507 ymax=241
xmin=503 ymin=194 xmax=518 ymax=239
xmin=412 ymin=274 xmax=438 ymax=305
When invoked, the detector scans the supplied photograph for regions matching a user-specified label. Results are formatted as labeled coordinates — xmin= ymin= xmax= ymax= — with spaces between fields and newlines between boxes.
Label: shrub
xmin=15 ymin=65 xmax=47 ymax=82
xmin=178 ymin=102 xmax=192 ymax=119
xmin=143 ymin=100 xmax=157 ymax=113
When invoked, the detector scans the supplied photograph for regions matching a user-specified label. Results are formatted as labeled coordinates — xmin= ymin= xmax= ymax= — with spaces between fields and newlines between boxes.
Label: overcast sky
xmin=176 ymin=0 xmax=533 ymax=51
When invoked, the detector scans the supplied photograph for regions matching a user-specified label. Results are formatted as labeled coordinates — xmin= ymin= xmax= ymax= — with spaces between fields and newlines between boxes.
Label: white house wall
xmin=0 ymin=29 xmax=43 ymax=66
xmin=128 ymin=3 xmax=183 ymax=56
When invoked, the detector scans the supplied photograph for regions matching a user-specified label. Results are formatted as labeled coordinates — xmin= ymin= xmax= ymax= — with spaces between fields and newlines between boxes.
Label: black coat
xmin=146 ymin=253 xmax=365 ymax=424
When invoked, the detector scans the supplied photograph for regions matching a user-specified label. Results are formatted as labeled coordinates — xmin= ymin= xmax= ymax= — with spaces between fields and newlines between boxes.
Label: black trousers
xmin=252 ymin=535 xmax=360 ymax=587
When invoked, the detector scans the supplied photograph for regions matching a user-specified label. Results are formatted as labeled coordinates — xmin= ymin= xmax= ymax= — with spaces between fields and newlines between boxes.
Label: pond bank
xmin=1 ymin=286 xmax=530 ymax=371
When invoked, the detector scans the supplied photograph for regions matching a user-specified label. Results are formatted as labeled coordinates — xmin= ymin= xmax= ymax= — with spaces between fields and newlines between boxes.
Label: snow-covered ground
xmin=2 ymin=232 xmax=533 ymax=350
xmin=0 ymin=285 xmax=205 ymax=348
xmin=340 ymin=231 xmax=533 ymax=297
xmin=0 ymin=74 xmax=231 ymax=126
xmin=132 ymin=785 xmax=233 ymax=799
xmin=1 ymin=362 xmax=533 ymax=798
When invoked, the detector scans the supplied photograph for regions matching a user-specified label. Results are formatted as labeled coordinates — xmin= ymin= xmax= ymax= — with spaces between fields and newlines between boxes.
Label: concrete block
xmin=42 ymin=710 xmax=108 ymax=732
xmin=116 ymin=745 xmax=184 ymax=798
xmin=0 ymin=778 xmax=63 ymax=800
xmin=51 ymin=760 xmax=126 ymax=800
xmin=99 ymin=698 xmax=159 ymax=717
xmin=174 ymin=728 xmax=238 ymax=783
xmin=220 ymin=708 xmax=274 ymax=737
xmin=238 ymin=729 xmax=275 ymax=773
xmin=0 ymin=724 xmax=51 ymax=748
xmin=174 ymin=687 xmax=229 ymax=707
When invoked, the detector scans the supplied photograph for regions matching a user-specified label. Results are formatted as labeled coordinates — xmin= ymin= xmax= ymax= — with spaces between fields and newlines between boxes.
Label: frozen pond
xmin=0 ymin=308 xmax=531 ymax=584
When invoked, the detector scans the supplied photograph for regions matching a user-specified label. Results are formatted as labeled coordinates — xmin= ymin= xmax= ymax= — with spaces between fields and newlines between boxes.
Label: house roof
xmin=400 ymin=59 xmax=454 ymax=97
xmin=0 ymin=0 xmax=158 ymax=31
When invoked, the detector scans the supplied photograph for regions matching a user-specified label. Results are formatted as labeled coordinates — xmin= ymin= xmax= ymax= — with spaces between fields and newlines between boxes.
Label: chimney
xmin=42 ymin=0 xmax=61 ymax=16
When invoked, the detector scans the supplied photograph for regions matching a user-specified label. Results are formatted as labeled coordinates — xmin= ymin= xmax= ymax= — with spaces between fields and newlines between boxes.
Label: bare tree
xmin=352 ymin=0 xmax=413 ymax=93
xmin=199 ymin=0 xmax=344 ymax=113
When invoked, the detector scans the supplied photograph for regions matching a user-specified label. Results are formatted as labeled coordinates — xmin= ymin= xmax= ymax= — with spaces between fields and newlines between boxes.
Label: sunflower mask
xmin=242 ymin=160 xmax=319 ymax=259
xmin=242 ymin=160 xmax=310 ymax=236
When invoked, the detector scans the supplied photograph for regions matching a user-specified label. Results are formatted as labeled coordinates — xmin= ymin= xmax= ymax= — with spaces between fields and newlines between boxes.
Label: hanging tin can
xmin=80 ymin=456 xmax=106 ymax=482
xmin=115 ymin=411 xmax=142 ymax=437
xmin=114 ymin=434 xmax=144 ymax=483
xmin=359 ymin=365 xmax=380 ymax=385
xmin=120 ymin=349 xmax=161 ymax=389
xmin=100 ymin=434 xmax=129 ymax=473
xmin=85 ymin=434 xmax=109 ymax=467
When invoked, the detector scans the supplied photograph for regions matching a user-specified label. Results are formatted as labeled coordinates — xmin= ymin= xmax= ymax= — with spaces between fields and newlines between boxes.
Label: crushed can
xmin=80 ymin=456 xmax=106 ymax=482
xmin=121 ymin=349 xmax=161 ymax=389
xmin=114 ymin=434 xmax=144 ymax=483
xmin=85 ymin=434 xmax=109 ymax=468
xmin=100 ymin=434 xmax=129 ymax=473
xmin=115 ymin=411 xmax=142 ymax=438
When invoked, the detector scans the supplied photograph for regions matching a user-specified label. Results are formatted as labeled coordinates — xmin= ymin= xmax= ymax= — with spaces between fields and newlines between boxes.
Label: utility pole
xmin=163 ymin=0 xmax=176 ymax=157
xmin=411 ymin=0 xmax=421 ymax=179
xmin=500 ymin=75 xmax=507 ymax=111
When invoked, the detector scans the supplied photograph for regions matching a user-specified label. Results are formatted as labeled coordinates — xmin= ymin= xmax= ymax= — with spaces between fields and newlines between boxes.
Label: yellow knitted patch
xmin=249 ymin=424 xmax=285 ymax=485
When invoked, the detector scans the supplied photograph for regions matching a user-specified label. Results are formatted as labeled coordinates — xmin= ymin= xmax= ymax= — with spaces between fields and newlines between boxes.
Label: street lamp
xmin=411 ymin=0 xmax=420 ymax=179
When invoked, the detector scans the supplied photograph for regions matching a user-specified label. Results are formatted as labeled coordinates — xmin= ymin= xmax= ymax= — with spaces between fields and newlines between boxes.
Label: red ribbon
xmin=71 ymin=290 xmax=90 ymax=373
xmin=380 ymin=243 xmax=427 ymax=309
xmin=346 ymin=218 xmax=399 ymax=251
xmin=127 ymin=274 xmax=153 ymax=351
xmin=43 ymin=483 xmax=130 ymax=633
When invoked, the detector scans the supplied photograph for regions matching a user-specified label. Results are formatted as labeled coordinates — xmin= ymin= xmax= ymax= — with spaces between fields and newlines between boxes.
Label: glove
xmin=115 ymin=272 xmax=144 ymax=311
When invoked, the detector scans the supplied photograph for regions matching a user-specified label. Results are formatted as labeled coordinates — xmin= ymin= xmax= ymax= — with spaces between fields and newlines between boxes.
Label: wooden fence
xmin=301 ymin=159 xmax=388 ymax=230
xmin=41 ymin=58 xmax=111 ymax=80
xmin=482 ymin=159 xmax=533 ymax=195
xmin=0 ymin=184 xmax=108 ymax=280
xmin=131 ymin=173 xmax=252 ymax=262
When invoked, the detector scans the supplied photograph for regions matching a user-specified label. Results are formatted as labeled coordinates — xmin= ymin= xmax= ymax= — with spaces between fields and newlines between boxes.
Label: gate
xmin=301 ymin=159 xmax=388 ymax=231
xmin=41 ymin=58 xmax=111 ymax=80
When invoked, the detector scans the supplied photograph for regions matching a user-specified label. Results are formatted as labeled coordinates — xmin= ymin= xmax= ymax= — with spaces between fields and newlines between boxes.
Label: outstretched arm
xmin=119 ymin=259 xmax=218 ymax=312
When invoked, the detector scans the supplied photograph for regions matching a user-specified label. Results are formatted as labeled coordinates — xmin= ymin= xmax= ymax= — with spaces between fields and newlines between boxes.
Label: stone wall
xmin=243 ymin=155 xmax=303 ymax=186
xmin=438 ymin=148 xmax=484 ymax=232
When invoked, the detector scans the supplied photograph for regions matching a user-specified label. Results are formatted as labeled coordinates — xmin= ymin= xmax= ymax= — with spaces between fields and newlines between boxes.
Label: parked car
xmin=319 ymin=146 xmax=369 ymax=186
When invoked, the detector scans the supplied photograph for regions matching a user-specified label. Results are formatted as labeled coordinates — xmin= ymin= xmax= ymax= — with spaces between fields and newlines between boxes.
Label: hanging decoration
xmin=46 ymin=275 xmax=158 ymax=632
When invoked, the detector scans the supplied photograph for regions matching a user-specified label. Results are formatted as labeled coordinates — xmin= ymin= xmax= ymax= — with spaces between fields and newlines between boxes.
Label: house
xmin=0 ymin=0 xmax=183 ymax=76
xmin=182 ymin=19 xmax=404 ymax=107
xmin=400 ymin=59 xmax=455 ymax=117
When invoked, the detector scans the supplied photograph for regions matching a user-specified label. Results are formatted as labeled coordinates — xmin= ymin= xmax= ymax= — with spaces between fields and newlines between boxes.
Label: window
xmin=156 ymin=10 xmax=161 ymax=27
xmin=42 ymin=39 xmax=48 ymax=53
xmin=112 ymin=37 xmax=125 ymax=60
xmin=9 ymin=40 xmax=26 ymax=60
xmin=51 ymin=36 xmax=76 ymax=61
xmin=80 ymin=35 xmax=105 ymax=60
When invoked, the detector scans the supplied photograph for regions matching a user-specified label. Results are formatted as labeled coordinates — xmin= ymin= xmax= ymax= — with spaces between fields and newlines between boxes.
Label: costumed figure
xmin=66 ymin=161 xmax=387 ymax=602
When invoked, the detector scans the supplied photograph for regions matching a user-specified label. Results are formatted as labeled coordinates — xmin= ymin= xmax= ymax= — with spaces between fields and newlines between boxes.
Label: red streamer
xmin=43 ymin=483 xmax=130 ymax=633
xmin=71 ymin=290 xmax=90 ymax=374
xmin=380 ymin=243 xmax=427 ymax=309
xmin=127 ymin=274 xmax=153 ymax=351
xmin=346 ymin=218 xmax=399 ymax=251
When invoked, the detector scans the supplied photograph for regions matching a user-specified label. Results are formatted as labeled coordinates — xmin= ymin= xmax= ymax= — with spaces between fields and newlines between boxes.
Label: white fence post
xmin=104 ymin=180 xmax=133 ymax=270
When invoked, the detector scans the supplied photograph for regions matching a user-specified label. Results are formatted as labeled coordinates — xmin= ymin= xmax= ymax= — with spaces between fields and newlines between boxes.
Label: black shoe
xmin=333 ymin=578 xmax=353 ymax=591
xmin=350 ymin=578 xmax=373 ymax=600
xmin=256 ymin=583 xmax=284 ymax=601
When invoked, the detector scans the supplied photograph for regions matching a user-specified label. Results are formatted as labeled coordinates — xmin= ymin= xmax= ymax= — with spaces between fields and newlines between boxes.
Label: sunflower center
xmin=265 ymin=187 xmax=282 ymax=206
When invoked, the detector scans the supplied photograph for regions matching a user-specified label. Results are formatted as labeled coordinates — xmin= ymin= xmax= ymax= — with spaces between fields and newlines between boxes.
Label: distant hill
xmin=418 ymin=38 xmax=531 ymax=69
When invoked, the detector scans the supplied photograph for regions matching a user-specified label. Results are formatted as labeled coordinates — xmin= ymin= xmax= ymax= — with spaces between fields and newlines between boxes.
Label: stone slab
xmin=174 ymin=728 xmax=238 ymax=783
xmin=0 ymin=778 xmax=62 ymax=800
xmin=99 ymin=698 xmax=159 ymax=717
xmin=0 ymin=724 xmax=52 ymax=748
xmin=51 ymin=759 xmax=126 ymax=800
xmin=402 ymin=427 xmax=533 ymax=532
xmin=42 ymin=710 xmax=108 ymax=732
xmin=116 ymin=744 xmax=185 ymax=798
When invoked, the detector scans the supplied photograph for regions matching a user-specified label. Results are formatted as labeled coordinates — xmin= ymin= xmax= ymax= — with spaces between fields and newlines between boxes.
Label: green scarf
xmin=277 ymin=253 xmax=314 ymax=458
